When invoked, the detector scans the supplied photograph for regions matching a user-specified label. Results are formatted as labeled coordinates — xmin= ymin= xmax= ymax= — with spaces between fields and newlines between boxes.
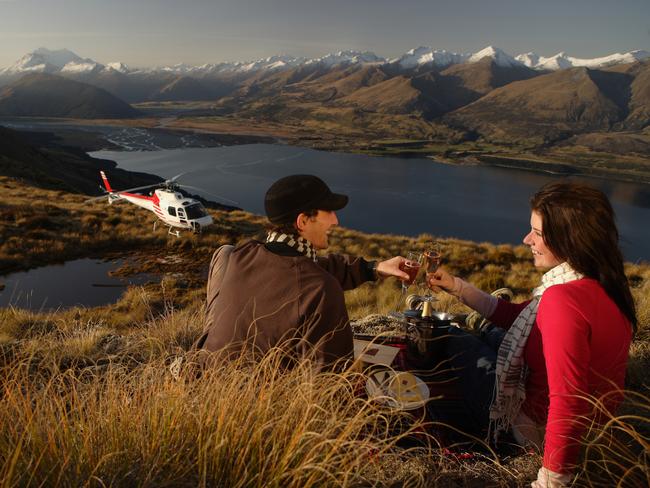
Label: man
xmin=197 ymin=174 xmax=408 ymax=369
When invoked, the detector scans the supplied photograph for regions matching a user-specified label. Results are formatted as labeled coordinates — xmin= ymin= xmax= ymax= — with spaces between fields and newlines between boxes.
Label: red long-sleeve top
xmin=489 ymin=278 xmax=632 ymax=474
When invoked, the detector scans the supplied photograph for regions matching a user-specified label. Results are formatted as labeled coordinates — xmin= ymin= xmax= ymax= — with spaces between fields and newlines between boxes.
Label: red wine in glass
xmin=400 ymin=260 xmax=422 ymax=285
xmin=394 ymin=251 xmax=422 ymax=312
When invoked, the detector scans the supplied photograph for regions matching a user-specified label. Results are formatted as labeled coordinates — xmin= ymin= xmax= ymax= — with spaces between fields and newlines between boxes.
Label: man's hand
xmin=376 ymin=256 xmax=410 ymax=281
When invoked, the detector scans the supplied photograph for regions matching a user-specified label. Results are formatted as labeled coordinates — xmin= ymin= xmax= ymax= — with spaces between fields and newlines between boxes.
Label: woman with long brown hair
xmin=428 ymin=182 xmax=635 ymax=487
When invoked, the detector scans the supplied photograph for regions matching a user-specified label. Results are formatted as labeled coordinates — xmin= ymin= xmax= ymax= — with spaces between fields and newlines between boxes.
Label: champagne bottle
xmin=422 ymin=300 xmax=433 ymax=318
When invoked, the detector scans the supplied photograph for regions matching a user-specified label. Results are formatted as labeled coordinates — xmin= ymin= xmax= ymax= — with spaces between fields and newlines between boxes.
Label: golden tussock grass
xmin=0 ymin=345 xmax=438 ymax=487
xmin=2 ymin=177 xmax=650 ymax=486
xmin=576 ymin=391 xmax=650 ymax=487
xmin=0 ymin=298 xmax=648 ymax=487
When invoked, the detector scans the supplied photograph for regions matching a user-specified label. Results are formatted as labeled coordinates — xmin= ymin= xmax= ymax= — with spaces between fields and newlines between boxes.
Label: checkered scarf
xmin=266 ymin=232 xmax=318 ymax=262
xmin=488 ymin=261 xmax=584 ymax=442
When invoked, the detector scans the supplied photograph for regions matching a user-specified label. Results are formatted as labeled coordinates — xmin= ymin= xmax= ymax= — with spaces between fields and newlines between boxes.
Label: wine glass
xmin=395 ymin=251 xmax=423 ymax=313
xmin=422 ymin=242 xmax=442 ymax=305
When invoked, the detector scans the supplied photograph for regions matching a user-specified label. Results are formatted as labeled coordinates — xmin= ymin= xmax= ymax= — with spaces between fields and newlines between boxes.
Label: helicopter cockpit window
xmin=185 ymin=204 xmax=208 ymax=219
xmin=167 ymin=207 xmax=177 ymax=217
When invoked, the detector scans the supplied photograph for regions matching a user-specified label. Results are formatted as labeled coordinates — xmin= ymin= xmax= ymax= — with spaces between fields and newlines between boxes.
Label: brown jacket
xmin=198 ymin=240 xmax=376 ymax=368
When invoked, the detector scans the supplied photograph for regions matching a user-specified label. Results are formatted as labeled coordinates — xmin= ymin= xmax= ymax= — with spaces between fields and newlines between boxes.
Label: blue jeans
xmin=429 ymin=326 xmax=505 ymax=437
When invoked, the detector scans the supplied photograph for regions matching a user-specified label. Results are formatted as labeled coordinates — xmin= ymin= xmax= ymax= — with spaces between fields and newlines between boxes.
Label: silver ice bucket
xmin=404 ymin=311 xmax=454 ymax=370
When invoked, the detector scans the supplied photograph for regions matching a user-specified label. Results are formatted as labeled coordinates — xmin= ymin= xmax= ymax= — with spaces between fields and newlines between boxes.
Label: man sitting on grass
xmin=196 ymin=174 xmax=408 ymax=369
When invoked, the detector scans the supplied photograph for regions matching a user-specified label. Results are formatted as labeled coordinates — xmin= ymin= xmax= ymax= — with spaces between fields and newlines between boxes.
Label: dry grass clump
xmin=345 ymin=279 xmax=403 ymax=318
xmin=626 ymin=341 xmax=650 ymax=393
xmin=0 ymin=298 xmax=205 ymax=376
xmin=0 ymin=349 xmax=437 ymax=487
xmin=576 ymin=391 xmax=650 ymax=487
xmin=628 ymin=264 xmax=650 ymax=342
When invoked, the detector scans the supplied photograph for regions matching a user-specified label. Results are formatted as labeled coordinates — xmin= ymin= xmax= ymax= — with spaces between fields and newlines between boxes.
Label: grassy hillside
xmin=0 ymin=176 xmax=649 ymax=486
xmin=444 ymin=67 xmax=624 ymax=144
xmin=0 ymin=126 xmax=162 ymax=195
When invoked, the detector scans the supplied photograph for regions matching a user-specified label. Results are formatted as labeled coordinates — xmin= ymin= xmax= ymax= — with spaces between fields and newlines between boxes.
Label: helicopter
xmin=91 ymin=170 xmax=232 ymax=236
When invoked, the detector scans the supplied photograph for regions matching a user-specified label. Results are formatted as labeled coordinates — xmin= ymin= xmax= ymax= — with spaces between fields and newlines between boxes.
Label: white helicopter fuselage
xmin=114 ymin=188 xmax=213 ymax=231
xmin=98 ymin=170 xmax=214 ymax=235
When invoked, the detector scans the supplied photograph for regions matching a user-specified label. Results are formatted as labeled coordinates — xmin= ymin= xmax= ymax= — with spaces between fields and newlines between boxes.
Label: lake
xmin=91 ymin=144 xmax=650 ymax=263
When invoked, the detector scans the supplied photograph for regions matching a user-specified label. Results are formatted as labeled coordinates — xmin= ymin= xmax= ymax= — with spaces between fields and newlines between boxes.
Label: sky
xmin=1 ymin=0 xmax=649 ymax=68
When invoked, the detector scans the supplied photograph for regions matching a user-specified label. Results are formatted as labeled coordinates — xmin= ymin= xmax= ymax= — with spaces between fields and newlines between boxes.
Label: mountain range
xmin=0 ymin=47 xmax=649 ymax=155
xmin=3 ymin=46 xmax=648 ymax=77
xmin=445 ymin=63 xmax=650 ymax=141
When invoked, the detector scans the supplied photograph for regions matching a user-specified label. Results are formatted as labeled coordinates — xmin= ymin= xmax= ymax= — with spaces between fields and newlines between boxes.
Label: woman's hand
xmin=426 ymin=267 xmax=457 ymax=294
xmin=531 ymin=467 xmax=572 ymax=488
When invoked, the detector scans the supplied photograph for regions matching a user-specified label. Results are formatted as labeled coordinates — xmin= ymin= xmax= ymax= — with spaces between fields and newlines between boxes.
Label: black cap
xmin=264 ymin=174 xmax=348 ymax=224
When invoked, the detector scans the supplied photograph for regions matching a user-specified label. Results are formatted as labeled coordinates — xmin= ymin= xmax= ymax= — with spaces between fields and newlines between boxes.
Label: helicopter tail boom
xmin=100 ymin=171 xmax=114 ymax=193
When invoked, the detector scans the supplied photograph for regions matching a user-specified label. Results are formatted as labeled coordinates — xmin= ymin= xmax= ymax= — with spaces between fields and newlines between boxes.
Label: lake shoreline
xmin=452 ymin=154 xmax=650 ymax=185
xmin=4 ymin=115 xmax=649 ymax=186
xmin=157 ymin=115 xmax=650 ymax=185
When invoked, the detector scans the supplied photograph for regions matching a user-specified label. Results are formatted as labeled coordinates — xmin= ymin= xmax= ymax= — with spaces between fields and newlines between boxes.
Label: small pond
xmin=0 ymin=258 xmax=155 ymax=311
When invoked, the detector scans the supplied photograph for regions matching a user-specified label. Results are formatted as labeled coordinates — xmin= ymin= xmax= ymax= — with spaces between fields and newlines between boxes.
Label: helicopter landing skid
xmin=167 ymin=225 xmax=181 ymax=238
xmin=154 ymin=220 xmax=181 ymax=237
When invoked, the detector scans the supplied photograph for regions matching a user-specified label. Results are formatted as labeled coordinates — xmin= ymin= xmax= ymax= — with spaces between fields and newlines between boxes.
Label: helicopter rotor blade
xmin=178 ymin=184 xmax=239 ymax=206
xmin=105 ymin=182 xmax=164 ymax=194
xmin=84 ymin=193 xmax=125 ymax=203
xmin=85 ymin=194 xmax=111 ymax=203
xmin=168 ymin=171 xmax=191 ymax=183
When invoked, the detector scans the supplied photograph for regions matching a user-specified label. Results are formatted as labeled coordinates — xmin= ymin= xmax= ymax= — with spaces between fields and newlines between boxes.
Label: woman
xmin=428 ymin=182 xmax=635 ymax=487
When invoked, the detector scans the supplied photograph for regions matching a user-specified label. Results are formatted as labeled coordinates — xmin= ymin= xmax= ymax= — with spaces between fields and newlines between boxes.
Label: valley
xmin=1 ymin=46 xmax=649 ymax=184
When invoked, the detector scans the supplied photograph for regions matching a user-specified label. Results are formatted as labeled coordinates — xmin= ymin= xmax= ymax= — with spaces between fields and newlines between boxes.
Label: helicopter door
xmin=177 ymin=207 xmax=187 ymax=224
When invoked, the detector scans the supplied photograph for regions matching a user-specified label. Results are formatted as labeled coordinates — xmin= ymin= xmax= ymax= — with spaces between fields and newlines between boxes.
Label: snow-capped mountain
xmin=234 ymin=55 xmax=304 ymax=73
xmin=2 ymin=46 xmax=649 ymax=79
xmin=537 ymin=53 xmax=574 ymax=71
xmin=515 ymin=49 xmax=650 ymax=70
xmin=145 ymin=55 xmax=306 ymax=75
xmin=105 ymin=62 xmax=130 ymax=73
xmin=514 ymin=52 xmax=540 ymax=68
xmin=61 ymin=60 xmax=103 ymax=74
xmin=3 ymin=47 xmax=90 ymax=74
xmin=467 ymin=46 xmax=523 ymax=67
xmin=305 ymin=50 xmax=385 ymax=67
xmin=158 ymin=63 xmax=195 ymax=74
xmin=391 ymin=47 xmax=468 ymax=69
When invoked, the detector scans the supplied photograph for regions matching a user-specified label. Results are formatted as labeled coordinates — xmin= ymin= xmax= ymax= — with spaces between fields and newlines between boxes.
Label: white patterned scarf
xmin=266 ymin=232 xmax=318 ymax=262
xmin=488 ymin=261 xmax=584 ymax=442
